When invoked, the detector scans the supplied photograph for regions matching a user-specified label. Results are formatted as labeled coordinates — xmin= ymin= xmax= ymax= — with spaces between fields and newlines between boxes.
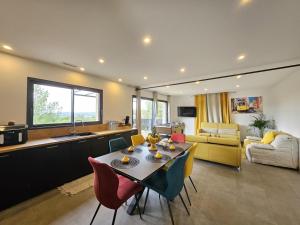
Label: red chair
xmin=88 ymin=157 xmax=143 ymax=225
xmin=171 ymin=133 xmax=185 ymax=143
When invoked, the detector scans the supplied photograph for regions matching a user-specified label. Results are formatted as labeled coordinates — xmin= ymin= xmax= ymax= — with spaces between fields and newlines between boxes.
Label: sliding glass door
xmin=132 ymin=96 xmax=168 ymax=136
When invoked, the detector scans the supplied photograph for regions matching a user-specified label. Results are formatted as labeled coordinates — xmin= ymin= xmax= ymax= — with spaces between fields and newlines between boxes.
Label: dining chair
xmin=171 ymin=133 xmax=185 ymax=143
xmin=88 ymin=157 xmax=143 ymax=225
xmin=131 ymin=134 xmax=145 ymax=146
xmin=109 ymin=137 xmax=129 ymax=152
xmin=183 ymin=143 xmax=198 ymax=206
xmin=142 ymin=151 xmax=190 ymax=225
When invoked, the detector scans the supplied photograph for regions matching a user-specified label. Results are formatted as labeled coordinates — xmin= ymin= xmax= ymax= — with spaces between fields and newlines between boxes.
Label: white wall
xmin=0 ymin=52 xmax=135 ymax=125
xmin=229 ymin=88 xmax=275 ymax=139
xmin=170 ymin=95 xmax=195 ymax=135
xmin=270 ymin=71 xmax=300 ymax=137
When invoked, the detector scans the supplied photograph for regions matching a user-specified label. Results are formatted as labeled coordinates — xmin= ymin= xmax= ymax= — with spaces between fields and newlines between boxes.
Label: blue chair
xmin=142 ymin=151 xmax=190 ymax=225
xmin=109 ymin=137 xmax=129 ymax=152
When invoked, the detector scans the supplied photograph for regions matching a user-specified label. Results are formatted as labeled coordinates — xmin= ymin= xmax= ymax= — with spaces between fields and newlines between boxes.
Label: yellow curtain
xmin=195 ymin=95 xmax=207 ymax=134
xmin=220 ymin=92 xmax=231 ymax=124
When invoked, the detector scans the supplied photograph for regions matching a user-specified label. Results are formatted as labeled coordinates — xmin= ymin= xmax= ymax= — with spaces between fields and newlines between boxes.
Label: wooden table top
xmin=94 ymin=142 xmax=192 ymax=181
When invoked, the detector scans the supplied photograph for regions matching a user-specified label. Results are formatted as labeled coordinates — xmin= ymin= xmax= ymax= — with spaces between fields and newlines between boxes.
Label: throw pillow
xmin=261 ymin=131 xmax=275 ymax=144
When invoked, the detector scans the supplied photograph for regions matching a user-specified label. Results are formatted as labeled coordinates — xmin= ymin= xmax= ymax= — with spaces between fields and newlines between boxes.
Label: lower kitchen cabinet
xmin=0 ymin=151 xmax=29 ymax=211
xmin=69 ymin=138 xmax=94 ymax=180
xmin=90 ymin=136 xmax=108 ymax=158
xmin=0 ymin=130 xmax=136 ymax=211
xmin=23 ymin=143 xmax=71 ymax=196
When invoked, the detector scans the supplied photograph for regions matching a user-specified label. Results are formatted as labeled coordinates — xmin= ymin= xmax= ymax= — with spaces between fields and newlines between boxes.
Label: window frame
xmin=131 ymin=95 xmax=168 ymax=126
xmin=27 ymin=77 xmax=103 ymax=129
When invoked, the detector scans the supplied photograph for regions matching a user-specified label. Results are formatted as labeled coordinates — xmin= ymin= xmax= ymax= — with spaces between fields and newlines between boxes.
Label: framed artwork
xmin=231 ymin=96 xmax=263 ymax=114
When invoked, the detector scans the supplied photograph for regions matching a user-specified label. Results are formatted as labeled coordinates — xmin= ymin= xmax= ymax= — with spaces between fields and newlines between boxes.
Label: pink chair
xmin=171 ymin=133 xmax=185 ymax=143
xmin=88 ymin=157 xmax=143 ymax=225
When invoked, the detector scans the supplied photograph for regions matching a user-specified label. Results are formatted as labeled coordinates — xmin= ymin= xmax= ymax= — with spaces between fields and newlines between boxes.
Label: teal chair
xmin=109 ymin=137 xmax=129 ymax=152
xmin=142 ymin=151 xmax=190 ymax=225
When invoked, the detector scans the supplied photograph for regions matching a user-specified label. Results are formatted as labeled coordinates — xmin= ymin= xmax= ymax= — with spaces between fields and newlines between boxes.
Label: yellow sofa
xmin=186 ymin=122 xmax=241 ymax=169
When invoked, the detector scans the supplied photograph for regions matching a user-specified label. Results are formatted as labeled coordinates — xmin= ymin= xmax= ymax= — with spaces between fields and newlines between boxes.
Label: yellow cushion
xmin=218 ymin=123 xmax=239 ymax=130
xmin=186 ymin=135 xmax=208 ymax=143
xmin=208 ymin=137 xmax=240 ymax=146
xmin=261 ymin=131 xmax=275 ymax=144
xmin=200 ymin=122 xmax=218 ymax=129
xmin=219 ymin=134 xmax=238 ymax=139
xmin=198 ymin=132 xmax=211 ymax=137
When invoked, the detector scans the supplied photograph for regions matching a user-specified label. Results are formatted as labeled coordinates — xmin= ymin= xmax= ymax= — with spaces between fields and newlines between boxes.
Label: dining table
xmin=94 ymin=141 xmax=192 ymax=215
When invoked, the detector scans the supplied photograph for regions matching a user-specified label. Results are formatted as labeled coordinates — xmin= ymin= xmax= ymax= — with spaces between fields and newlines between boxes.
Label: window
xmin=132 ymin=96 xmax=168 ymax=136
xmin=27 ymin=78 xmax=103 ymax=128
xmin=156 ymin=100 xmax=168 ymax=125
xmin=141 ymin=98 xmax=153 ymax=136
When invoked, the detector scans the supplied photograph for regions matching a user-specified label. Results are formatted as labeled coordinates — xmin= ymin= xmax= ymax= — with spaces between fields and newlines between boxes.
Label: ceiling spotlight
xmin=180 ymin=67 xmax=186 ymax=73
xmin=98 ymin=58 xmax=105 ymax=64
xmin=204 ymin=88 xmax=208 ymax=91
xmin=2 ymin=45 xmax=13 ymax=51
xmin=118 ymin=78 xmax=123 ymax=82
xmin=195 ymin=81 xmax=200 ymax=84
xmin=240 ymin=0 xmax=252 ymax=6
xmin=237 ymin=54 xmax=246 ymax=61
xmin=166 ymin=86 xmax=170 ymax=88
xmin=236 ymin=75 xmax=242 ymax=79
xmin=236 ymin=84 xmax=240 ymax=88
xmin=79 ymin=67 xmax=85 ymax=71
xmin=143 ymin=36 xmax=152 ymax=45
xmin=143 ymin=76 xmax=148 ymax=80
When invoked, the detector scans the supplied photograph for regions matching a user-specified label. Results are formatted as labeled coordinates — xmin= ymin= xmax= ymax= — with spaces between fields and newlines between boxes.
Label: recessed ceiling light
xmin=236 ymin=84 xmax=240 ymax=88
xmin=237 ymin=54 xmax=246 ymax=61
xmin=98 ymin=58 xmax=105 ymax=64
xmin=240 ymin=0 xmax=252 ymax=6
xmin=195 ymin=81 xmax=200 ymax=84
xmin=143 ymin=76 xmax=148 ymax=80
xmin=2 ymin=44 xmax=13 ymax=51
xmin=180 ymin=67 xmax=186 ymax=73
xmin=236 ymin=75 xmax=242 ymax=79
xmin=204 ymin=88 xmax=208 ymax=91
xmin=143 ymin=36 xmax=152 ymax=45
xmin=166 ymin=86 xmax=170 ymax=88
xmin=79 ymin=67 xmax=85 ymax=71
xmin=118 ymin=78 xmax=123 ymax=82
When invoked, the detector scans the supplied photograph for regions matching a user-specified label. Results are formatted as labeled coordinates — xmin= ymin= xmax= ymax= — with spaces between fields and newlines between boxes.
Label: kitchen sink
xmin=52 ymin=132 xmax=96 ymax=139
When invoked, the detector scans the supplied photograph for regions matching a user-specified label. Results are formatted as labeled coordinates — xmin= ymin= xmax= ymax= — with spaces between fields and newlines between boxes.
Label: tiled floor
xmin=1 ymin=159 xmax=300 ymax=225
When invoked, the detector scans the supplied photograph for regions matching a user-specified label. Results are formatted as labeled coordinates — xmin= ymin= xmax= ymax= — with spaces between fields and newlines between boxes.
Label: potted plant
xmin=147 ymin=127 xmax=160 ymax=151
xmin=249 ymin=113 xmax=270 ymax=138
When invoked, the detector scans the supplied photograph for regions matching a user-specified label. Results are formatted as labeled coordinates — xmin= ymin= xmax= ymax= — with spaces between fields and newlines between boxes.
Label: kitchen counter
xmin=0 ymin=128 xmax=137 ymax=154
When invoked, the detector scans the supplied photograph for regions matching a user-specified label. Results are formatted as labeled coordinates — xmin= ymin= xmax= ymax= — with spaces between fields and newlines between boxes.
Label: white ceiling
xmin=0 ymin=0 xmax=300 ymax=91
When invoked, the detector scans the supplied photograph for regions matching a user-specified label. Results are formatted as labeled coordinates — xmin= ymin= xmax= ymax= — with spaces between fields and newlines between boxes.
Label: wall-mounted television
xmin=177 ymin=107 xmax=196 ymax=117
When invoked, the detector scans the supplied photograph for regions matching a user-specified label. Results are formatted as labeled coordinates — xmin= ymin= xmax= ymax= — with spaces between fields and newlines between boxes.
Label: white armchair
xmin=246 ymin=134 xmax=299 ymax=169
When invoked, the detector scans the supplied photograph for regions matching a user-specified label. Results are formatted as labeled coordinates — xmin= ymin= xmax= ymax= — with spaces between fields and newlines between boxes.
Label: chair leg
xmin=179 ymin=193 xmax=190 ymax=216
xmin=143 ymin=188 xmax=150 ymax=214
xmin=135 ymin=194 xmax=142 ymax=220
xmin=189 ymin=176 xmax=198 ymax=192
xmin=183 ymin=183 xmax=191 ymax=206
xmin=90 ymin=203 xmax=101 ymax=225
xmin=112 ymin=209 xmax=118 ymax=225
xmin=166 ymin=199 xmax=175 ymax=225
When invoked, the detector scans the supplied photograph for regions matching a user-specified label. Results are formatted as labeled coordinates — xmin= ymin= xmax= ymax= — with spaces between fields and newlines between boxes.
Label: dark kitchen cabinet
xmin=0 ymin=130 xmax=136 ymax=211
xmin=23 ymin=143 xmax=71 ymax=196
xmin=0 ymin=151 xmax=29 ymax=211
xmin=90 ymin=136 xmax=108 ymax=158
xmin=123 ymin=129 xmax=138 ymax=145
xmin=69 ymin=138 xmax=93 ymax=179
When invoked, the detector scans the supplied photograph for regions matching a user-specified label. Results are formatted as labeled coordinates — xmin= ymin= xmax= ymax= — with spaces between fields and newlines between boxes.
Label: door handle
xmin=46 ymin=145 xmax=59 ymax=149
xmin=0 ymin=154 xmax=10 ymax=158
xmin=97 ymin=137 xmax=105 ymax=140
xmin=78 ymin=140 xmax=87 ymax=143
